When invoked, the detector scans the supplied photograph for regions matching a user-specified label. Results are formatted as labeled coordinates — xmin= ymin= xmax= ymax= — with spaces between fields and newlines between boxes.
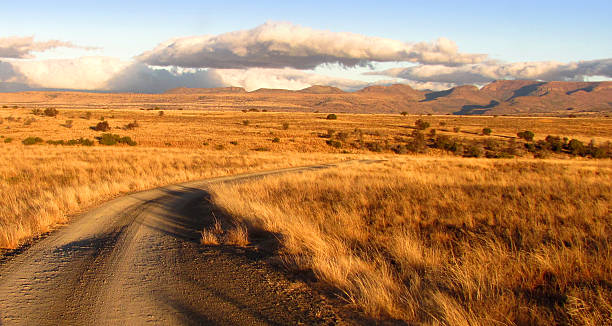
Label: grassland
xmin=1 ymin=105 xmax=611 ymax=323
xmin=207 ymin=158 xmax=612 ymax=325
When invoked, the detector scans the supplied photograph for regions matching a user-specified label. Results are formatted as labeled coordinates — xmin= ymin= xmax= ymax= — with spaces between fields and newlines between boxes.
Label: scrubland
xmin=208 ymin=158 xmax=612 ymax=325
xmin=1 ymin=105 xmax=612 ymax=323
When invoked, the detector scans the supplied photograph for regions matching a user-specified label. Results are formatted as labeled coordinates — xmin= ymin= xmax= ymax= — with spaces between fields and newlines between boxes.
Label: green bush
xmin=545 ymin=135 xmax=563 ymax=152
xmin=97 ymin=133 xmax=136 ymax=146
xmin=229 ymin=140 xmax=238 ymax=145
xmin=517 ymin=130 xmax=535 ymax=141
xmin=242 ymin=120 xmax=250 ymax=126
xmin=482 ymin=127 xmax=492 ymax=136
xmin=92 ymin=121 xmax=111 ymax=131
xmin=4 ymin=137 xmax=13 ymax=143
xmin=271 ymin=137 xmax=280 ymax=143
xmin=22 ymin=137 xmax=43 ymax=145
xmin=326 ymin=114 xmax=337 ymax=120
xmin=567 ymin=139 xmax=586 ymax=156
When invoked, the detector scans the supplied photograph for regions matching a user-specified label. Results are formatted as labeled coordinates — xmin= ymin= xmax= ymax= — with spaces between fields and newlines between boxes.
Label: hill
xmin=0 ymin=81 xmax=610 ymax=115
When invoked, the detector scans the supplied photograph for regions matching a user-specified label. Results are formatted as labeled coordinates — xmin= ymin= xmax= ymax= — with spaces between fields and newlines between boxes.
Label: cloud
xmin=371 ymin=58 xmax=612 ymax=84
xmin=0 ymin=36 xmax=96 ymax=59
xmin=4 ymin=57 xmax=226 ymax=92
xmin=106 ymin=64 xmax=224 ymax=93
xmin=214 ymin=68 xmax=371 ymax=91
xmin=137 ymin=21 xmax=486 ymax=70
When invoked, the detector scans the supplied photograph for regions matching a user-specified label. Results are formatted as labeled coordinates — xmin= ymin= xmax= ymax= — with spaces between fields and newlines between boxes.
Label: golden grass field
xmin=207 ymin=158 xmax=612 ymax=325
xmin=1 ymin=105 xmax=611 ymax=324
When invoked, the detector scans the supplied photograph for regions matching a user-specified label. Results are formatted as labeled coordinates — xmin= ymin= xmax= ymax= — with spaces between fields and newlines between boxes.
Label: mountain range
xmin=1 ymin=80 xmax=610 ymax=115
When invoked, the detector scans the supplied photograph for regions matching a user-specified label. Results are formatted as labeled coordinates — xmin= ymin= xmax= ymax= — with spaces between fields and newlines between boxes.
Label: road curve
xmin=0 ymin=160 xmax=381 ymax=325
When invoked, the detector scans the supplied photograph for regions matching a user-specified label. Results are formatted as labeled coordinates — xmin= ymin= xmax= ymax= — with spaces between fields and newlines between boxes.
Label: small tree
xmin=517 ymin=130 xmax=534 ymax=141
xmin=482 ymin=127 xmax=492 ymax=136
xmin=326 ymin=114 xmax=338 ymax=120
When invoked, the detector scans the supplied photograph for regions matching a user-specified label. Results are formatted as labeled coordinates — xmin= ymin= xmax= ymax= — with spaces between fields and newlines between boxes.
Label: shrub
xmin=23 ymin=117 xmax=36 ymax=126
xmin=82 ymin=112 xmax=92 ymax=120
xmin=214 ymin=144 xmax=225 ymax=150
xmin=229 ymin=140 xmax=238 ymax=145
xmin=242 ymin=120 xmax=250 ymax=126
xmin=326 ymin=140 xmax=342 ymax=148
xmin=4 ymin=137 xmax=13 ymax=143
xmin=400 ymin=111 xmax=408 ymax=116
xmin=271 ymin=137 xmax=280 ymax=143
xmin=31 ymin=108 xmax=43 ymax=116
xmin=482 ymin=127 xmax=492 ymax=135
xmin=158 ymin=111 xmax=164 ymax=116
xmin=428 ymin=128 xmax=436 ymax=137
xmin=123 ymin=120 xmax=139 ymax=130
xmin=22 ymin=137 xmax=43 ymax=145
xmin=567 ymin=139 xmax=586 ymax=156
xmin=62 ymin=120 xmax=73 ymax=128
xmin=453 ymin=127 xmax=461 ymax=133
xmin=44 ymin=108 xmax=58 ymax=117
xmin=336 ymin=132 xmax=349 ymax=141
xmin=463 ymin=144 xmax=483 ymax=157
xmin=517 ymin=130 xmax=535 ymax=141
xmin=252 ymin=147 xmax=270 ymax=151
xmin=92 ymin=121 xmax=111 ymax=131
xmin=46 ymin=140 xmax=64 ymax=145
xmin=483 ymin=138 xmax=500 ymax=151
xmin=282 ymin=122 xmax=289 ymax=130
xmin=326 ymin=113 xmax=337 ymax=120
xmin=415 ymin=119 xmax=430 ymax=130
xmin=97 ymin=133 xmax=136 ymax=146
xmin=365 ymin=142 xmax=383 ymax=152
xmin=545 ymin=135 xmax=563 ymax=152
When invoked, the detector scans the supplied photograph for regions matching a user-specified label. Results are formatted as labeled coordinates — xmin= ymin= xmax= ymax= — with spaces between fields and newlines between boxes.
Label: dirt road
xmin=0 ymin=161 xmax=378 ymax=325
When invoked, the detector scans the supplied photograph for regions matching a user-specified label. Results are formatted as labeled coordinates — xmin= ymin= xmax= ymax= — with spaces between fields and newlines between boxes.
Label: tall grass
xmin=208 ymin=158 xmax=612 ymax=325
xmin=0 ymin=145 xmax=342 ymax=249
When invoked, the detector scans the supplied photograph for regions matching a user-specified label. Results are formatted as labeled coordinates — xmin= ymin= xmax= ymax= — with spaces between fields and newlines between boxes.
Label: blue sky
xmin=1 ymin=1 xmax=611 ymax=92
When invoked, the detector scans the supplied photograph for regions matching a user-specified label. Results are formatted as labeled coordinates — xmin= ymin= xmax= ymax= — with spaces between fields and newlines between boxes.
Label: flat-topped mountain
xmin=1 ymin=81 xmax=610 ymax=115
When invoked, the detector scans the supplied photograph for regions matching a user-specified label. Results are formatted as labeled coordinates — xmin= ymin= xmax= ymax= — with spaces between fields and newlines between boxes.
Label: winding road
xmin=0 ymin=161 xmax=379 ymax=325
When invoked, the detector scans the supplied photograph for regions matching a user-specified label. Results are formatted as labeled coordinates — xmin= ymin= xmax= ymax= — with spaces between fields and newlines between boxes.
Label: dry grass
xmin=208 ymin=158 xmax=612 ymax=325
xmin=0 ymin=145 xmax=345 ymax=249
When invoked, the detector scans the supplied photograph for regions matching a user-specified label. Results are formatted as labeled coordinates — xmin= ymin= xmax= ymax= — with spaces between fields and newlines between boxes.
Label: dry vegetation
xmin=0 ymin=145 xmax=348 ymax=249
xmin=1 ymin=105 xmax=612 ymax=323
xmin=207 ymin=158 xmax=612 ymax=325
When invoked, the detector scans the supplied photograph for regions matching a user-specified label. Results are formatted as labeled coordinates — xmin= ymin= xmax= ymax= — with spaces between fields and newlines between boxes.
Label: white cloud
xmin=4 ymin=57 xmax=224 ymax=92
xmin=0 ymin=36 xmax=95 ymax=59
xmin=371 ymin=58 xmax=612 ymax=84
xmin=137 ymin=21 xmax=486 ymax=70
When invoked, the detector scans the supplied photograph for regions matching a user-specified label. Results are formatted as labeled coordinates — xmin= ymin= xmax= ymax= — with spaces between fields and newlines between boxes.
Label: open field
xmin=1 ymin=106 xmax=611 ymax=249
xmin=207 ymin=158 xmax=612 ymax=325
xmin=0 ymin=144 xmax=349 ymax=249
xmin=1 ymin=105 xmax=611 ymax=323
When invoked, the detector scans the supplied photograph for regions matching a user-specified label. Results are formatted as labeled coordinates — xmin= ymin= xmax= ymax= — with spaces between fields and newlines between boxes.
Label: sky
xmin=1 ymin=0 xmax=611 ymax=92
